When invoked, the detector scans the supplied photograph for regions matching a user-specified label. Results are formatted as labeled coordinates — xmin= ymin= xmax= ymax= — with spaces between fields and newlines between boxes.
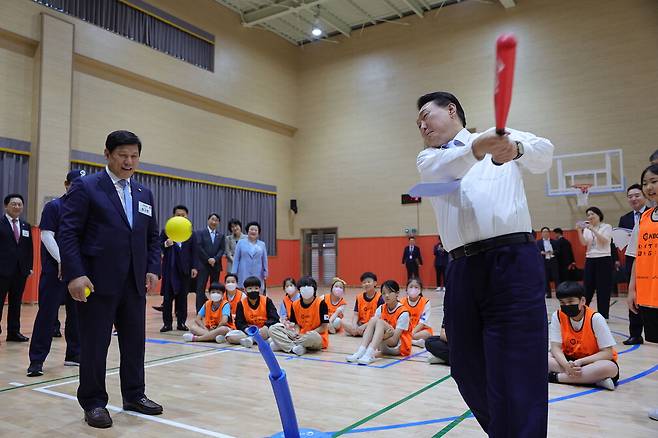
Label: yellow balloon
xmin=84 ymin=287 xmax=91 ymax=297
xmin=165 ymin=216 xmax=193 ymax=243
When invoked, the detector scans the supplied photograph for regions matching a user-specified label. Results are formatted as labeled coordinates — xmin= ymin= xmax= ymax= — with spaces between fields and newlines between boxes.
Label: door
xmin=302 ymin=228 xmax=337 ymax=286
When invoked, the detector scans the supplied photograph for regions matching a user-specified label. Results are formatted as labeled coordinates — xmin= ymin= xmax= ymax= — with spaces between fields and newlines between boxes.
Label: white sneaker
xmin=269 ymin=339 xmax=282 ymax=351
xmin=239 ymin=337 xmax=254 ymax=348
xmin=427 ymin=354 xmax=445 ymax=364
xmin=182 ymin=333 xmax=194 ymax=342
xmin=412 ymin=339 xmax=426 ymax=348
xmin=357 ymin=355 xmax=375 ymax=365
xmin=435 ymin=287 xmax=441 ymax=291
xmin=215 ymin=334 xmax=226 ymax=344
xmin=595 ymin=378 xmax=615 ymax=391
xmin=332 ymin=317 xmax=342 ymax=329
xmin=649 ymin=408 xmax=658 ymax=421
xmin=292 ymin=345 xmax=306 ymax=356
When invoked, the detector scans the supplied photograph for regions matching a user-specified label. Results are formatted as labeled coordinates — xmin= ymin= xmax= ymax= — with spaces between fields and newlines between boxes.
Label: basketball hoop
xmin=572 ymin=184 xmax=592 ymax=207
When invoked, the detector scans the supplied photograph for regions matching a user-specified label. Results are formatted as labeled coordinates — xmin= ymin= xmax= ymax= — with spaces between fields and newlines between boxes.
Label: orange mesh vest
xmin=356 ymin=291 xmax=381 ymax=325
xmin=292 ymin=297 xmax=329 ymax=349
xmin=635 ymin=207 xmax=658 ymax=308
xmin=401 ymin=296 xmax=434 ymax=335
xmin=379 ymin=303 xmax=412 ymax=356
xmin=283 ymin=294 xmax=297 ymax=319
xmin=204 ymin=299 xmax=228 ymax=330
xmin=558 ymin=306 xmax=617 ymax=362
xmin=324 ymin=293 xmax=346 ymax=315
xmin=241 ymin=296 xmax=268 ymax=328
xmin=224 ymin=290 xmax=243 ymax=329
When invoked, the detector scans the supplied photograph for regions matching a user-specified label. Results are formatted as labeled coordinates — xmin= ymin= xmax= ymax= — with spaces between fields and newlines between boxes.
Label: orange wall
xmin=266 ymin=239 xmax=300 ymax=286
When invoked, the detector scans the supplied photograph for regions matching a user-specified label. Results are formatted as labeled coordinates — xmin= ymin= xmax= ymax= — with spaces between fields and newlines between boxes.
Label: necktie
xmin=635 ymin=211 xmax=641 ymax=227
xmin=118 ymin=179 xmax=133 ymax=228
xmin=12 ymin=219 xmax=19 ymax=243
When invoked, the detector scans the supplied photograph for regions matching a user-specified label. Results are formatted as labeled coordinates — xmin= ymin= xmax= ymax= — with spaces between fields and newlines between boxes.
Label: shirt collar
xmin=5 ymin=213 xmax=18 ymax=223
xmin=208 ymin=226 xmax=216 ymax=234
xmin=442 ymin=128 xmax=470 ymax=148
xmin=105 ymin=166 xmax=130 ymax=185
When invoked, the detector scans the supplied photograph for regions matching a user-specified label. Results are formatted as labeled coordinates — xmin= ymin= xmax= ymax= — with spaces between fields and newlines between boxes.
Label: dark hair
xmin=243 ymin=276 xmax=262 ymax=289
xmin=105 ymin=130 xmax=141 ymax=154
xmin=540 ymin=226 xmax=551 ymax=232
xmin=553 ymin=227 xmax=563 ymax=235
xmin=640 ymin=164 xmax=658 ymax=186
xmin=3 ymin=193 xmax=24 ymax=206
xmin=208 ymin=213 xmax=220 ymax=221
xmin=360 ymin=271 xmax=377 ymax=282
xmin=225 ymin=272 xmax=238 ymax=282
xmin=298 ymin=275 xmax=317 ymax=292
xmin=172 ymin=204 xmax=188 ymax=215
xmin=381 ymin=280 xmax=400 ymax=294
xmin=209 ymin=282 xmax=225 ymax=293
xmin=626 ymin=183 xmax=642 ymax=194
xmin=282 ymin=277 xmax=297 ymax=289
xmin=406 ymin=277 xmax=424 ymax=290
xmin=556 ymin=281 xmax=585 ymax=300
xmin=650 ymin=149 xmax=658 ymax=163
xmin=585 ymin=206 xmax=604 ymax=221
xmin=246 ymin=221 xmax=261 ymax=234
xmin=227 ymin=218 xmax=242 ymax=232
xmin=416 ymin=92 xmax=466 ymax=128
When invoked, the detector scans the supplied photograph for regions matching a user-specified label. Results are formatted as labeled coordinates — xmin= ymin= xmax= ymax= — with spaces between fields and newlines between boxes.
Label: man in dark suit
xmin=59 ymin=131 xmax=162 ymax=429
xmin=553 ymin=228 xmax=575 ymax=284
xmin=402 ymin=236 xmax=422 ymax=281
xmin=27 ymin=170 xmax=84 ymax=377
xmin=433 ymin=237 xmax=449 ymax=291
xmin=536 ymin=227 xmax=559 ymax=298
xmin=195 ymin=213 xmax=224 ymax=312
xmin=0 ymin=193 xmax=33 ymax=342
xmin=160 ymin=204 xmax=198 ymax=332
xmin=618 ymin=183 xmax=648 ymax=345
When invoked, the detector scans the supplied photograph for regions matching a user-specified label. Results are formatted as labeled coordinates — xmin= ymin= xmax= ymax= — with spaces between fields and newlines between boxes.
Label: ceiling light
xmin=311 ymin=27 xmax=322 ymax=36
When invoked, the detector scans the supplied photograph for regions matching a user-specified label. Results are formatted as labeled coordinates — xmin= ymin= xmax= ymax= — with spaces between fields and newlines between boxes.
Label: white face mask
xmin=285 ymin=285 xmax=297 ymax=296
xmin=407 ymin=287 xmax=421 ymax=299
xmin=210 ymin=292 xmax=222 ymax=302
xmin=300 ymin=286 xmax=315 ymax=300
xmin=225 ymin=283 xmax=237 ymax=292
xmin=332 ymin=287 xmax=344 ymax=298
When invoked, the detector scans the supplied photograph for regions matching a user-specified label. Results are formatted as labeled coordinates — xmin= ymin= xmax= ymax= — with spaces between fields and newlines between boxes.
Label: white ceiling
xmin=214 ymin=0 xmax=516 ymax=46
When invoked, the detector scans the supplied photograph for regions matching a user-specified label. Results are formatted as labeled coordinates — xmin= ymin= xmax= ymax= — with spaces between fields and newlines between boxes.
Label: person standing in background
xmin=402 ymin=236 xmax=422 ymax=281
xmin=195 ymin=213 xmax=224 ymax=312
xmin=433 ymin=237 xmax=449 ymax=291
xmin=224 ymin=218 xmax=245 ymax=274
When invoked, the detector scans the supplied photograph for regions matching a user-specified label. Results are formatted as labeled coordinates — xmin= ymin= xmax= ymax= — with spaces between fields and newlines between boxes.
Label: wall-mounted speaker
xmin=290 ymin=199 xmax=298 ymax=214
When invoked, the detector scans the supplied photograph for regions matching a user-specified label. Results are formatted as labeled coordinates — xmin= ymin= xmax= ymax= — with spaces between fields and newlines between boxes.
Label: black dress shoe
xmin=53 ymin=330 xmax=62 ymax=338
xmin=176 ymin=323 xmax=188 ymax=331
xmin=623 ymin=336 xmax=644 ymax=345
xmin=7 ymin=332 xmax=29 ymax=342
xmin=84 ymin=407 xmax=112 ymax=428
xmin=64 ymin=356 xmax=80 ymax=366
xmin=160 ymin=325 xmax=172 ymax=333
xmin=123 ymin=397 xmax=163 ymax=415
xmin=27 ymin=362 xmax=43 ymax=377
xmin=152 ymin=305 xmax=164 ymax=312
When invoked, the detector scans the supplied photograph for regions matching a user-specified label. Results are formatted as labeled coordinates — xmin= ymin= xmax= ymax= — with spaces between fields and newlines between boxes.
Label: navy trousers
xmin=76 ymin=273 xmax=146 ymax=410
xmin=29 ymin=271 xmax=80 ymax=364
xmin=445 ymin=242 xmax=548 ymax=437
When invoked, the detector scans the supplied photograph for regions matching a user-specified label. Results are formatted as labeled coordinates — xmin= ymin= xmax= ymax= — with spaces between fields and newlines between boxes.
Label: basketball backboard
xmin=546 ymin=149 xmax=625 ymax=198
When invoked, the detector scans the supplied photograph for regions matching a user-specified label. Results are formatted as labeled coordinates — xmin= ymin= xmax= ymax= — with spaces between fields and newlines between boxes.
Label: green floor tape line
xmin=432 ymin=409 xmax=471 ymax=437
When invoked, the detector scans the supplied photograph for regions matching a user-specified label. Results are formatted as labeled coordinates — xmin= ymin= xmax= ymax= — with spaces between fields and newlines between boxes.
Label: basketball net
xmin=572 ymin=184 xmax=592 ymax=207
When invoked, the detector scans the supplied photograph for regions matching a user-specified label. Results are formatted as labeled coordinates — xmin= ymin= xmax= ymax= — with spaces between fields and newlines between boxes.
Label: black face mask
xmin=561 ymin=304 xmax=581 ymax=318
xmin=247 ymin=291 xmax=260 ymax=301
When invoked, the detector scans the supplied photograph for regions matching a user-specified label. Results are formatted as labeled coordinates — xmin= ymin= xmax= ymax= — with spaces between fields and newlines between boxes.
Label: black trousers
xmin=0 ymin=269 xmax=28 ymax=334
xmin=162 ymin=286 xmax=188 ymax=327
xmin=584 ymin=256 xmax=613 ymax=319
xmin=426 ymin=335 xmax=449 ymax=364
xmin=625 ymin=256 xmax=644 ymax=338
xmin=543 ymin=258 xmax=559 ymax=297
xmin=76 ymin=274 xmax=146 ymax=410
xmin=195 ymin=266 xmax=220 ymax=312
xmin=29 ymin=270 xmax=80 ymax=364
xmin=435 ymin=265 xmax=446 ymax=288
xmin=405 ymin=262 xmax=419 ymax=281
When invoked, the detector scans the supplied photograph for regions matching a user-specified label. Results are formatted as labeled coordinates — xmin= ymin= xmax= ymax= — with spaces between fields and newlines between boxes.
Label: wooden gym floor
xmin=0 ymin=287 xmax=656 ymax=437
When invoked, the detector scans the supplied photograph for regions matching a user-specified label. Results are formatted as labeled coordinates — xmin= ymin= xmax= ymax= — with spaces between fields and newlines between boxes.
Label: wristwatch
xmin=513 ymin=141 xmax=524 ymax=160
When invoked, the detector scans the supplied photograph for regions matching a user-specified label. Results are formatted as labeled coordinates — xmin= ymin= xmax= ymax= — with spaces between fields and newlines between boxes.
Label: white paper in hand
xmin=408 ymin=181 xmax=460 ymax=197
xmin=611 ymin=227 xmax=632 ymax=249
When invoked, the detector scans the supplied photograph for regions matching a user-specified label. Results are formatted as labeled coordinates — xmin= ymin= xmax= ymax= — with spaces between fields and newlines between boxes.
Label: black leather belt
xmin=449 ymin=232 xmax=535 ymax=260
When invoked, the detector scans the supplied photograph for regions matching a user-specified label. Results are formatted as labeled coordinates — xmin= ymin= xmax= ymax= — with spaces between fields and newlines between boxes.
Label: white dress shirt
xmin=416 ymin=127 xmax=554 ymax=252
xmin=105 ymin=166 xmax=131 ymax=209
xmin=542 ymin=239 xmax=554 ymax=259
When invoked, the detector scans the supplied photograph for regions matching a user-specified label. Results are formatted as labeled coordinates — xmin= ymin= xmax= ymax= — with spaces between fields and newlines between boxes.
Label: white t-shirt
xmin=582 ymin=223 xmax=612 ymax=258
xmin=374 ymin=303 xmax=410 ymax=330
xmin=549 ymin=310 xmax=616 ymax=349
